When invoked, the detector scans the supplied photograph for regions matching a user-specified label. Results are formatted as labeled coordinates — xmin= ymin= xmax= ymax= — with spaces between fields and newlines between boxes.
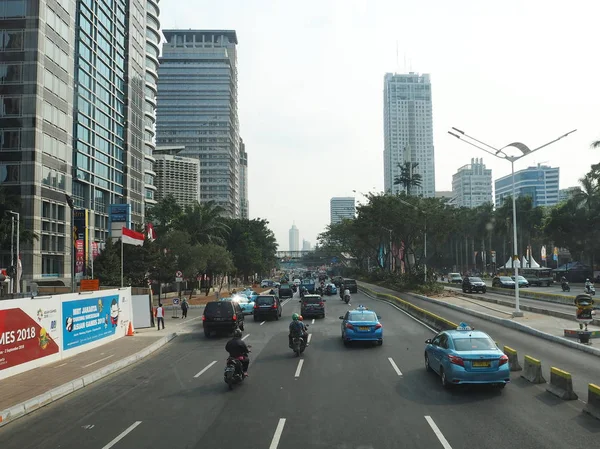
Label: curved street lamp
xmin=448 ymin=128 xmax=577 ymax=317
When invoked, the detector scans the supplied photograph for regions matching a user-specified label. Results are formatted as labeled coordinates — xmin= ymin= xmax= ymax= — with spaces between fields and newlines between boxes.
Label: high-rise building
xmin=452 ymin=158 xmax=493 ymax=208
xmin=289 ymin=224 xmax=299 ymax=252
xmin=559 ymin=186 xmax=581 ymax=202
xmin=239 ymin=138 xmax=249 ymax=219
xmin=156 ymin=30 xmax=241 ymax=217
xmin=383 ymin=72 xmax=435 ymax=197
xmin=330 ymin=197 xmax=355 ymax=224
xmin=302 ymin=239 xmax=311 ymax=251
xmin=0 ymin=0 xmax=151 ymax=286
xmin=153 ymin=147 xmax=200 ymax=207
xmin=143 ymin=0 xmax=161 ymax=210
xmin=495 ymin=164 xmax=559 ymax=208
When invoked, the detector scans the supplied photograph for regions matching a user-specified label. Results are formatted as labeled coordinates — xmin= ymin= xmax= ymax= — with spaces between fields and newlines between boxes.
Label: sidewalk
xmin=0 ymin=318 xmax=192 ymax=426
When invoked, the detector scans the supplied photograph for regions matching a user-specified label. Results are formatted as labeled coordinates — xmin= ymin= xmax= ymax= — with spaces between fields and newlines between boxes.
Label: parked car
xmin=253 ymin=295 xmax=282 ymax=321
xmin=492 ymin=276 xmax=516 ymax=288
xmin=301 ymin=294 xmax=325 ymax=318
xmin=202 ymin=301 xmax=245 ymax=338
xmin=448 ymin=273 xmax=463 ymax=284
xmin=511 ymin=275 xmax=530 ymax=288
xmin=278 ymin=283 xmax=294 ymax=299
xmin=462 ymin=277 xmax=487 ymax=293
xmin=343 ymin=278 xmax=358 ymax=293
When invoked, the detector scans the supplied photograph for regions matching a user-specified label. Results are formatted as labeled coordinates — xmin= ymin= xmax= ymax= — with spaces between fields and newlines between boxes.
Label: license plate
xmin=472 ymin=361 xmax=490 ymax=367
xmin=358 ymin=326 xmax=369 ymax=331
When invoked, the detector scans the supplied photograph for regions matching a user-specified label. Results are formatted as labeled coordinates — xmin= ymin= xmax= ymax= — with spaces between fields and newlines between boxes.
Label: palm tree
xmin=591 ymin=140 xmax=600 ymax=149
xmin=393 ymin=162 xmax=422 ymax=195
xmin=176 ymin=201 xmax=230 ymax=246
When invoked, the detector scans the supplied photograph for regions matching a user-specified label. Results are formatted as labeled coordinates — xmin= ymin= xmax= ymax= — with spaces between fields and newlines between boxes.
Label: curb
xmin=0 ymin=332 xmax=177 ymax=428
xmin=408 ymin=292 xmax=600 ymax=358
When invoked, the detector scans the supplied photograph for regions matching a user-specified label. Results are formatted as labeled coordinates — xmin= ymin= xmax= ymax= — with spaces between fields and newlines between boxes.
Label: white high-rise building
xmin=302 ymin=240 xmax=311 ymax=251
xmin=330 ymin=197 xmax=355 ymax=224
xmin=153 ymin=147 xmax=200 ymax=207
xmin=383 ymin=72 xmax=435 ymax=197
xmin=452 ymin=158 xmax=493 ymax=208
xmin=289 ymin=224 xmax=299 ymax=251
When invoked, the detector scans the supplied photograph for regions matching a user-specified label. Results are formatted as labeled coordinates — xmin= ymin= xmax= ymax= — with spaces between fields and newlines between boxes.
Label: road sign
xmin=173 ymin=298 xmax=180 ymax=305
xmin=175 ymin=270 xmax=183 ymax=278
xmin=175 ymin=277 xmax=183 ymax=283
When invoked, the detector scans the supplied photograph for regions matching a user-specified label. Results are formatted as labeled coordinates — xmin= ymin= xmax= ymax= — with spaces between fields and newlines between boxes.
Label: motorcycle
xmin=224 ymin=348 xmax=251 ymax=390
xmin=585 ymin=284 xmax=596 ymax=296
xmin=291 ymin=326 xmax=309 ymax=357
xmin=561 ymin=281 xmax=570 ymax=292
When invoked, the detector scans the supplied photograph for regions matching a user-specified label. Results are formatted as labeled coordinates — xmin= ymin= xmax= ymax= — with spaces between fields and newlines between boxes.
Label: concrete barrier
xmin=545 ymin=367 xmax=578 ymax=400
xmin=521 ymin=355 xmax=546 ymax=384
xmin=583 ymin=384 xmax=600 ymax=420
xmin=503 ymin=346 xmax=522 ymax=371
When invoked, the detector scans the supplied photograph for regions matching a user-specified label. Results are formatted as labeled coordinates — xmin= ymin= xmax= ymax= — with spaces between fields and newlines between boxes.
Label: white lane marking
xmin=57 ymin=363 xmax=67 ymax=367
xmin=82 ymin=355 xmax=114 ymax=368
xmin=311 ymin=318 xmax=315 ymax=324
xmin=388 ymin=357 xmax=402 ymax=376
xmin=307 ymin=333 xmax=312 ymax=344
xmin=294 ymin=359 xmax=304 ymax=378
xmin=194 ymin=360 xmax=217 ymax=378
xmin=361 ymin=289 xmax=437 ymax=332
xmin=260 ymin=321 xmax=266 ymax=326
xmin=102 ymin=421 xmax=143 ymax=449
xmin=242 ymin=334 xmax=250 ymax=341
xmin=268 ymin=418 xmax=287 ymax=449
xmin=425 ymin=416 xmax=453 ymax=449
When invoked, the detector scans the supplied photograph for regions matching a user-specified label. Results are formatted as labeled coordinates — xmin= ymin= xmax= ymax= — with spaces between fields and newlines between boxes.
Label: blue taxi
xmin=339 ymin=305 xmax=383 ymax=346
xmin=424 ymin=323 xmax=510 ymax=389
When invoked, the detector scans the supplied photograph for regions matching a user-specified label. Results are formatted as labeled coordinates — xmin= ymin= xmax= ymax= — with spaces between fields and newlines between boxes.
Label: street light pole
xmin=448 ymin=127 xmax=577 ymax=317
xmin=65 ymin=194 xmax=75 ymax=293
xmin=8 ymin=211 xmax=20 ymax=294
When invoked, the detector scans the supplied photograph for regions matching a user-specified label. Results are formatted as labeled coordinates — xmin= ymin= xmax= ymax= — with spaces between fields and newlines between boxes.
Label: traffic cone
xmin=126 ymin=321 xmax=135 ymax=336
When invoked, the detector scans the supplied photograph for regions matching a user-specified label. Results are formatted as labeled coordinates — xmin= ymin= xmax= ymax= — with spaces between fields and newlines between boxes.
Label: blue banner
xmin=62 ymin=295 xmax=120 ymax=350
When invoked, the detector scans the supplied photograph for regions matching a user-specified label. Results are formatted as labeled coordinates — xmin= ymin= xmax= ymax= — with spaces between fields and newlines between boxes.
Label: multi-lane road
xmin=0 ymin=289 xmax=598 ymax=449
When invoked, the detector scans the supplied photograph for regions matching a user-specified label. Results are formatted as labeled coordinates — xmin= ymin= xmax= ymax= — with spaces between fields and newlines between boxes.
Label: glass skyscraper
xmin=156 ymin=30 xmax=241 ymax=217
xmin=495 ymin=164 xmax=560 ymax=208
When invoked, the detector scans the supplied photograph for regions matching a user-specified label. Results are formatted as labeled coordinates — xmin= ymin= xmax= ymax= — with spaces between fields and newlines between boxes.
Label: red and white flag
xmin=122 ymin=227 xmax=145 ymax=246
xmin=146 ymin=223 xmax=156 ymax=242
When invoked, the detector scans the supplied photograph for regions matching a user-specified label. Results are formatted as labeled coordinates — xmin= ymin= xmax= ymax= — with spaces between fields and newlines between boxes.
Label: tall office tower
xmin=452 ymin=158 xmax=493 ymax=208
xmin=72 ymin=0 xmax=147 ymax=245
xmin=330 ymin=197 xmax=355 ymax=224
xmin=302 ymin=239 xmax=311 ymax=251
xmin=143 ymin=0 xmax=161 ymax=210
xmin=289 ymin=224 xmax=299 ymax=252
xmin=153 ymin=146 xmax=200 ymax=207
xmin=495 ymin=164 xmax=560 ymax=208
xmin=383 ymin=72 xmax=435 ymax=197
xmin=0 ymin=0 xmax=75 ymax=284
xmin=239 ymin=138 xmax=249 ymax=219
xmin=156 ymin=30 xmax=241 ymax=217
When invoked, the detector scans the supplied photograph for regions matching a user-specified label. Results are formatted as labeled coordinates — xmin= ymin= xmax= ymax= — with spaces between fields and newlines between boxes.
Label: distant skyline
xmin=159 ymin=0 xmax=600 ymax=249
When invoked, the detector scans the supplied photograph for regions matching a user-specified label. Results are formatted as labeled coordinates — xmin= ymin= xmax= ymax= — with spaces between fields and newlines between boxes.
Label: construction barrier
xmin=583 ymin=384 xmax=600 ymax=420
xmin=503 ymin=346 xmax=522 ymax=372
xmin=545 ymin=367 xmax=578 ymax=400
xmin=521 ymin=355 xmax=546 ymax=384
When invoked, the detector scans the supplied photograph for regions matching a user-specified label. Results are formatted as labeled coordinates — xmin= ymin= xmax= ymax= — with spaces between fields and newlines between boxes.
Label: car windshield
xmin=469 ymin=277 xmax=483 ymax=282
xmin=348 ymin=312 xmax=377 ymax=322
xmin=256 ymin=296 xmax=274 ymax=305
xmin=450 ymin=274 xmax=461 ymax=278
xmin=453 ymin=337 xmax=497 ymax=351
xmin=512 ymin=276 xmax=527 ymax=281
xmin=204 ymin=302 xmax=231 ymax=314
xmin=499 ymin=277 xmax=513 ymax=281
xmin=303 ymin=296 xmax=321 ymax=304
xmin=344 ymin=280 xmax=357 ymax=285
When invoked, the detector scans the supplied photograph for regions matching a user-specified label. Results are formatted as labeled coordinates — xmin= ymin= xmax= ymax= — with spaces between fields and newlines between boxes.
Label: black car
xmin=253 ymin=295 xmax=282 ymax=321
xmin=343 ymin=278 xmax=358 ymax=293
xmin=301 ymin=294 xmax=325 ymax=318
xmin=202 ymin=301 xmax=245 ymax=338
xmin=462 ymin=277 xmax=487 ymax=293
xmin=278 ymin=283 xmax=294 ymax=299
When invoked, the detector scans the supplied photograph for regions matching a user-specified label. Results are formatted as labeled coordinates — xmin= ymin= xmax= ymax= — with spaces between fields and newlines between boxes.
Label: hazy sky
xmin=160 ymin=0 xmax=600 ymax=250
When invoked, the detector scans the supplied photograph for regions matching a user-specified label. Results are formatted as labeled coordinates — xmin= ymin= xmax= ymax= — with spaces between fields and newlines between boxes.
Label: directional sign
xmin=176 ymin=270 xmax=183 ymax=278
xmin=175 ymin=277 xmax=183 ymax=283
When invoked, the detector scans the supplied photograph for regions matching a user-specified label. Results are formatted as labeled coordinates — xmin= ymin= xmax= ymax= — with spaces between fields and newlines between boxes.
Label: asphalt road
xmin=0 ymin=290 xmax=598 ymax=449
xmin=444 ymin=278 xmax=590 ymax=298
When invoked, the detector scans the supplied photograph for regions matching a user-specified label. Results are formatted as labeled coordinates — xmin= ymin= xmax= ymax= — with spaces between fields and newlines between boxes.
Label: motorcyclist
xmin=298 ymin=315 xmax=309 ymax=345
xmin=225 ymin=329 xmax=250 ymax=377
xmin=343 ymin=287 xmax=351 ymax=303
xmin=289 ymin=313 xmax=308 ymax=348
xmin=339 ymin=283 xmax=345 ymax=300
xmin=585 ymin=278 xmax=594 ymax=292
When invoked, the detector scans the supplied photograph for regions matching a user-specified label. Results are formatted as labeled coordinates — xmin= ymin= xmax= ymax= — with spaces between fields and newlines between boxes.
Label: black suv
xmin=253 ymin=295 xmax=282 ymax=321
xmin=202 ymin=301 xmax=245 ymax=337
xmin=462 ymin=277 xmax=487 ymax=293
xmin=301 ymin=294 xmax=325 ymax=318
xmin=343 ymin=278 xmax=358 ymax=293
xmin=278 ymin=283 xmax=294 ymax=299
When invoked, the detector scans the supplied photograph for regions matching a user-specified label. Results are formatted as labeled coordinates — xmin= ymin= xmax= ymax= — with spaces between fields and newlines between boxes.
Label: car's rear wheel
xmin=377 ymin=339 xmax=383 ymax=346
xmin=204 ymin=329 xmax=211 ymax=338
xmin=253 ymin=315 xmax=258 ymax=322
xmin=440 ymin=368 xmax=451 ymax=389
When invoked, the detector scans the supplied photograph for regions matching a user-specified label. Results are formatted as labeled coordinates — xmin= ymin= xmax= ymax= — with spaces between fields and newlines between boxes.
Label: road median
xmin=583 ymin=384 xmax=600 ymax=420
xmin=546 ymin=367 xmax=578 ymax=400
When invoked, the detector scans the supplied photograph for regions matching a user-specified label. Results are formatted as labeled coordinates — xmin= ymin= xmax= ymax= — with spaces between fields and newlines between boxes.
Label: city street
xmin=0 ymin=290 xmax=598 ymax=449
xmin=443 ymin=277 xmax=588 ymax=298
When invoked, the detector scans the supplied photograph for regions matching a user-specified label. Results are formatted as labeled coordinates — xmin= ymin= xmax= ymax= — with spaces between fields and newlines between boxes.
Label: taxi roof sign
xmin=456 ymin=322 xmax=472 ymax=331
xmin=356 ymin=305 xmax=369 ymax=310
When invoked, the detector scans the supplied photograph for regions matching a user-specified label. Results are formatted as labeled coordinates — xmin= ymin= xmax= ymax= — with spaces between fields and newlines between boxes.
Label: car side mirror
xmin=339 ymin=316 xmax=344 ymax=320
xmin=425 ymin=339 xmax=432 ymax=344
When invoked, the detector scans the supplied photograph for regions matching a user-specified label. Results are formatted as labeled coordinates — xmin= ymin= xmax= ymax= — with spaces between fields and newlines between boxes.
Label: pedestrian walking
xmin=156 ymin=303 xmax=165 ymax=330
xmin=181 ymin=298 xmax=188 ymax=318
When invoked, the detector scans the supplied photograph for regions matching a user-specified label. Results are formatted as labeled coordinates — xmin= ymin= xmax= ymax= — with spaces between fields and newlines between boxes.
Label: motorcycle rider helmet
xmin=292 ymin=313 xmax=299 ymax=321
xmin=587 ymin=279 xmax=590 ymax=282
xmin=233 ymin=328 xmax=243 ymax=338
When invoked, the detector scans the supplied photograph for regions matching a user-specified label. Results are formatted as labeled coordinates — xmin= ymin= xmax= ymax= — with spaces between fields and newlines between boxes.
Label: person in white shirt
xmin=156 ymin=303 xmax=165 ymax=330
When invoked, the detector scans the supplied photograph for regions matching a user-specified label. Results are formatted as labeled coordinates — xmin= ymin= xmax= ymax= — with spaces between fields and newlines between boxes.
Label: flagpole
xmin=121 ymin=236 xmax=124 ymax=287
